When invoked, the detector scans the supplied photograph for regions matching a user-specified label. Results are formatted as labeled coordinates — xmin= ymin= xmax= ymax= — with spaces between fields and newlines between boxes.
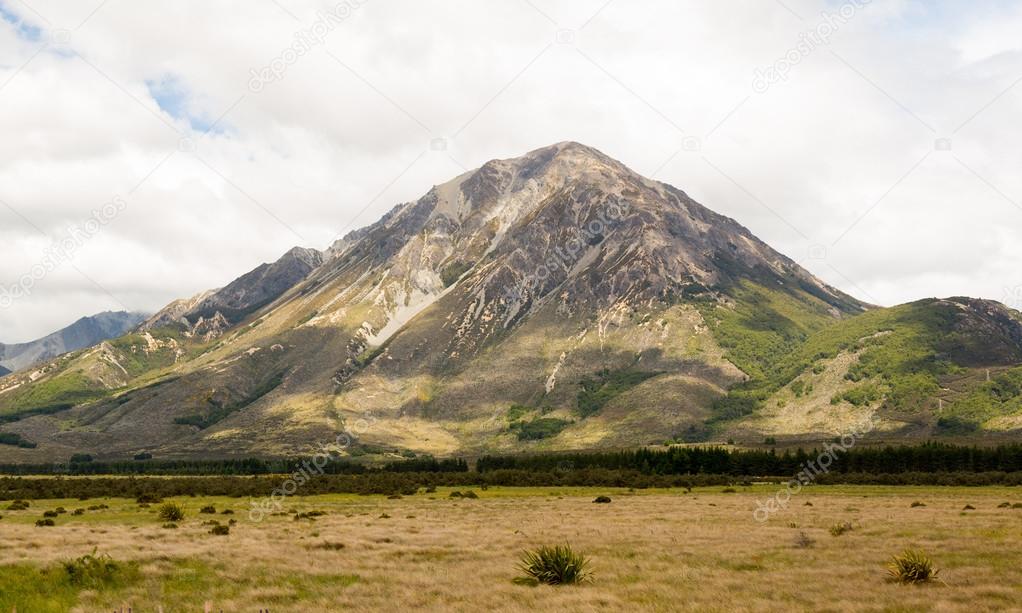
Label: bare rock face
xmin=183 ymin=246 xmax=324 ymax=326
xmin=313 ymin=142 xmax=865 ymax=361
xmin=140 ymin=289 xmax=219 ymax=331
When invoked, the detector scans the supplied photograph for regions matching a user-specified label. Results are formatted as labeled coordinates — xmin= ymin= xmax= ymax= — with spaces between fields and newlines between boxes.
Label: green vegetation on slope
xmin=174 ymin=371 xmax=286 ymax=430
xmin=0 ymin=328 xmax=212 ymax=424
xmin=577 ymin=368 xmax=661 ymax=417
xmin=696 ymin=282 xmax=845 ymax=421
xmin=510 ymin=418 xmax=571 ymax=440
xmin=703 ymin=293 xmax=1022 ymax=427
xmin=937 ymin=366 xmax=1022 ymax=433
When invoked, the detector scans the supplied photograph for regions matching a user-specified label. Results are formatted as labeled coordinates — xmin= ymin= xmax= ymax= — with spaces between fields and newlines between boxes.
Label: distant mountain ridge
xmin=1 ymin=142 xmax=1021 ymax=462
xmin=0 ymin=311 xmax=148 ymax=374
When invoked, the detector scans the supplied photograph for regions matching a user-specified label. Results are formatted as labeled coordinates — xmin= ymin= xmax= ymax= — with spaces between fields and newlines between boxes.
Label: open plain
xmin=1 ymin=485 xmax=1021 ymax=611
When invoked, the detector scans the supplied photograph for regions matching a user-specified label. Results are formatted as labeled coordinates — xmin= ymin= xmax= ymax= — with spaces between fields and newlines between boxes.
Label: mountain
xmin=1 ymin=142 xmax=1020 ymax=462
xmin=140 ymin=247 xmax=324 ymax=340
xmin=0 ymin=311 xmax=148 ymax=374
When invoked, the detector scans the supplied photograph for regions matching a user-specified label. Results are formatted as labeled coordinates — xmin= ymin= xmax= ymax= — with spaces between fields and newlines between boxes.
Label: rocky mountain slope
xmin=1 ymin=142 xmax=1020 ymax=462
xmin=0 ymin=311 xmax=148 ymax=374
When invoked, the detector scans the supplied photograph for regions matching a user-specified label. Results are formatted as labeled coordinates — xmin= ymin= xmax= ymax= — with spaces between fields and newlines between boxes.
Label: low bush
xmin=793 ymin=531 xmax=816 ymax=548
xmin=35 ymin=518 xmax=55 ymax=527
xmin=517 ymin=544 xmax=592 ymax=586
xmin=910 ymin=501 xmax=926 ymax=508
xmin=593 ymin=496 xmax=612 ymax=504
xmin=209 ymin=524 xmax=230 ymax=536
xmin=62 ymin=551 xmax=125 ymax=588
xmin=199 ymin=505 xmax=216 ymax=514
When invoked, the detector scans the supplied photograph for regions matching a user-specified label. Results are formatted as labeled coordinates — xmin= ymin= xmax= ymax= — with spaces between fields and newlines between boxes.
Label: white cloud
xmin=0 ymin=0 xmax=1019 ymax=341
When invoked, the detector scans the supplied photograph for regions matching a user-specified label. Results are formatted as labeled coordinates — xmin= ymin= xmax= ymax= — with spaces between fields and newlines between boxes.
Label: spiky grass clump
xmin=517 ymin=545 xmax=592 ymax=586
xmin=829 ymin=521 xmax=854 ymax=537
xmin=887 ymin=550 xmax=939 ymax=584
xmin=157 ymin=502 xmax=185 ymax=522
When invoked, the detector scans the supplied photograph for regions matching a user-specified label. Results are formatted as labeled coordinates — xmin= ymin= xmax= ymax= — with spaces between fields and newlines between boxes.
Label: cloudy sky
xmin=1 ymin=0 xmax=1020 ymax=342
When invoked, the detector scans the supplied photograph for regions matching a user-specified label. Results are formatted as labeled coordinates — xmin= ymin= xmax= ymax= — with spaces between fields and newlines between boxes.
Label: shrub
xmin=209 ymin=524 xmax=230 ymax=535
xmin=7 ymin=500 xmax=30 ymax=511
xmin=62 ymin=551 xmax=124 ymax=588
xmin=517 ymin=544 xmax=592 ymax=586
xmin=963 ymin=504 xmax=975 ymax=510
xmin=72 ymin=508 xmax=85 ymax=516
xmin=910 ymin=501 xmax=926 ymax=508
xmin=886 ymin=550 xmax=939 ymax=584
xmin=997 ymin=502 xmax=1011 ymax=508
xmin=36 ymin=518 xmax=55 ymax=527
xmin=721 ymin=488 xmax=737 ymax=494
xmin=42 ymin=510 xmax=59 ymax=518
xmin=199 ymin=505 xmax=216 ymax=514
xmin=793 ymin=531 xmax=816 ymax=548
xmin=136 ymin=493 xmax=162 ymax=504
xmin=829 ymin=521 xmax=854 ymax=537
xmin=162 ymin=523 xmax=178 ymax=529
xmin=157 ymin=502 xmax=185 ymax=522
xmin=593 ymin=496 xmax=612 ymax=504
xmin=221 ymin=509 xmax=235 ymax=515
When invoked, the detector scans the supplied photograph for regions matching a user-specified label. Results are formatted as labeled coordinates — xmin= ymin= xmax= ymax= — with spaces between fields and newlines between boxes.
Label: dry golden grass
xmin=2 ymin=485 xmax=1022 ymax=611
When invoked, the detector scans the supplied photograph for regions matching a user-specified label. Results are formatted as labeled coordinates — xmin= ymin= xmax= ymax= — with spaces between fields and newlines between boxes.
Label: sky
xmin=0 ymin=0 xmax=1020 ymax=342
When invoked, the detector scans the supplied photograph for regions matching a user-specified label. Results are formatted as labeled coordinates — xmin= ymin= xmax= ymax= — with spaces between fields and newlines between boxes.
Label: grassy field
xmin=1 ymin=485 xmax=1021 ymax=611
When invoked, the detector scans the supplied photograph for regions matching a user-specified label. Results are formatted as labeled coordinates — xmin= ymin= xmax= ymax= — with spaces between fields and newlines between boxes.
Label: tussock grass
xmin=157 ymin=502 xmax=184 ymax=522
xmin=516 ymin=544 xmax=592 ymax=586
xmin=887 ymin=550 xmax=939 ymax=584
xmin=829 ymin=521 xmax=854 ymax=537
